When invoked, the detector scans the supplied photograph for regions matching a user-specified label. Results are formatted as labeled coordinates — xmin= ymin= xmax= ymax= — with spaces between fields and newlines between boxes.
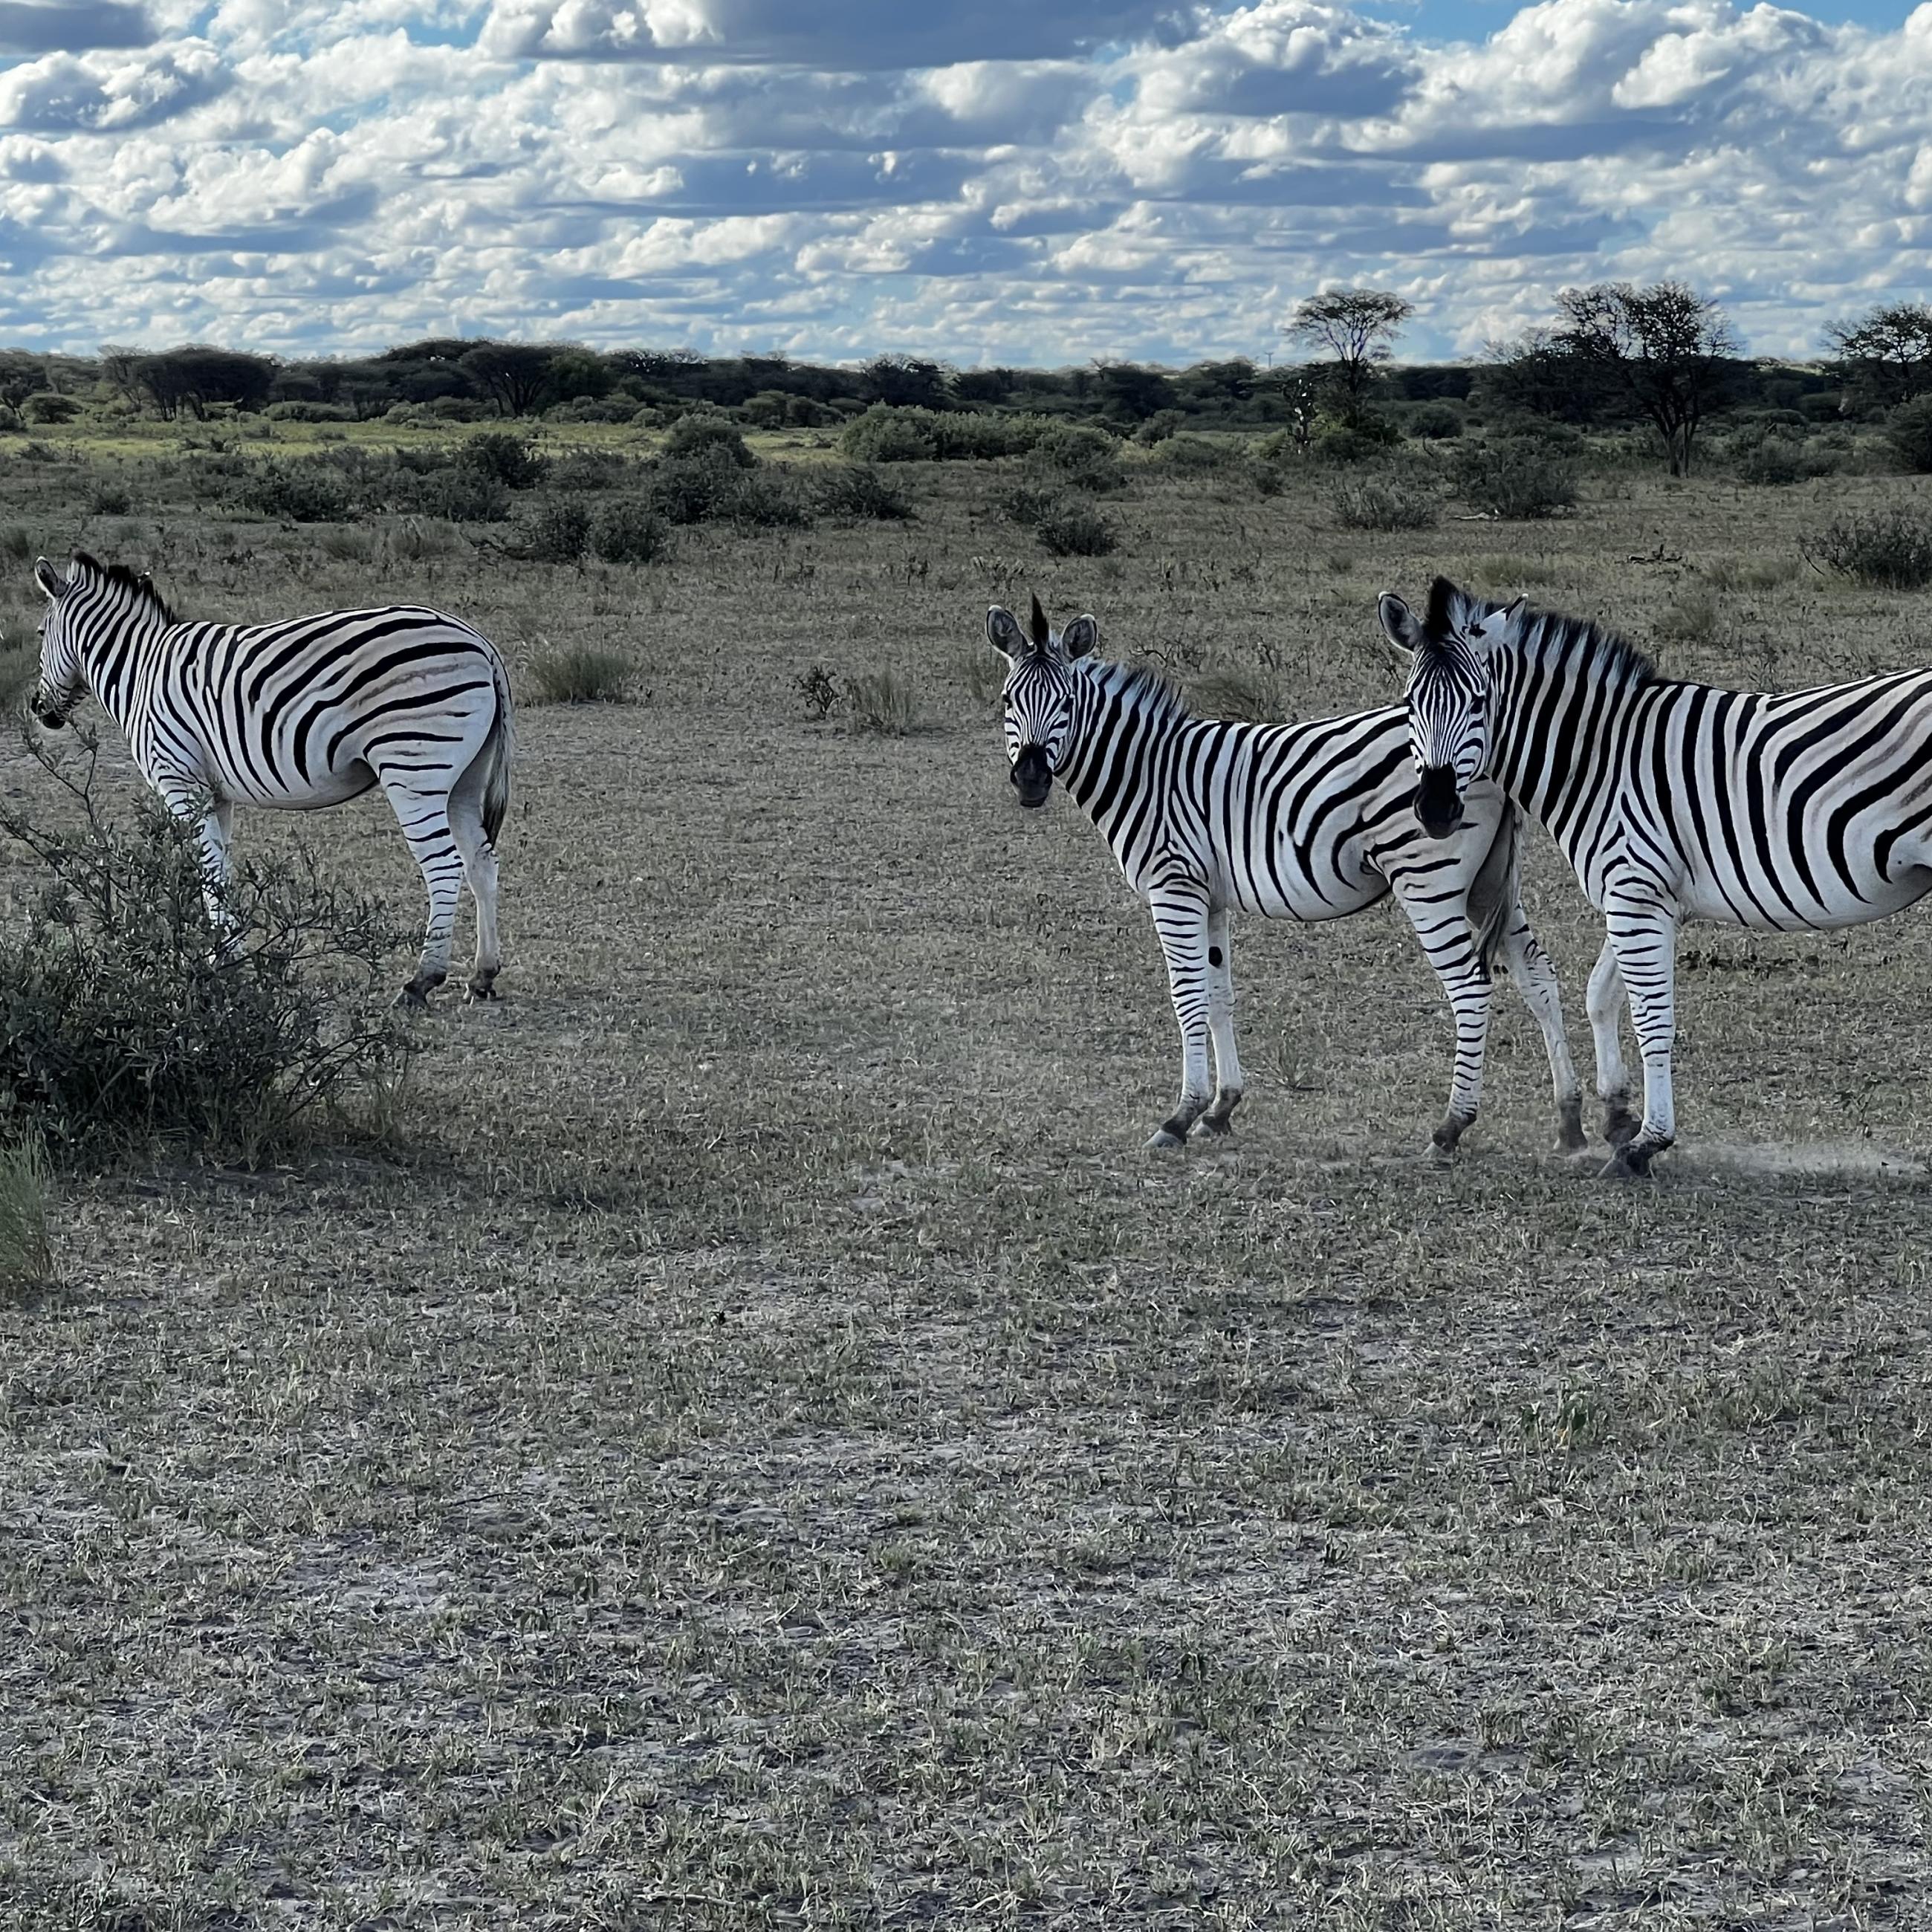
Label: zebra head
xmin=1379 ymin=576 xmax=1521 ymax=840
xmin=30 ymin=556 xmax=82 ymax=730
xmin=986 ymin=593 xmax=1098 ymax=808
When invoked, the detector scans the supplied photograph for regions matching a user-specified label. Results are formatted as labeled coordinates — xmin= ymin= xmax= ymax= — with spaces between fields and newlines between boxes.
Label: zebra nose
xmin=1414 ymin=764 xmax=1463 ymax=838
xmin=1012 ymin=745 xmax=1052 ymax=807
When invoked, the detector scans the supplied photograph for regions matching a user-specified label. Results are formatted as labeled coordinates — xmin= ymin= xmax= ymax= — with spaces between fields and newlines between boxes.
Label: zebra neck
xmin=78 ymin=607 xmax=167 ymax=724
xmin=1059 ymin=665 xmax=1187 ymax=829
xmin=1489 ymin=646 xmax=1646 ymax=859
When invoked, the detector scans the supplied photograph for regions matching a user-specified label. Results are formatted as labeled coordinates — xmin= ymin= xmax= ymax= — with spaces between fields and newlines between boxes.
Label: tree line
xmin=1 ymin=288 xmax=1927 ymax=475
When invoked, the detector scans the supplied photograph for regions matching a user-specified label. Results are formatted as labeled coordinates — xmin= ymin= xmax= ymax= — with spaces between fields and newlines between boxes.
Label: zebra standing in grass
xmin=989 ymin=596 xmax=1586 ymax=1155
xmin=30 ymin=551 xmax=514 ymax=1005
xmin=1387 ymin=572 xmax=1932 ymax=1176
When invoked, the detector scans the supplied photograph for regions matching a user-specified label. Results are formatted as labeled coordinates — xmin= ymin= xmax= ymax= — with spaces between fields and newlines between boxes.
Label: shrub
xmin=651 ymin=450 xmax=808 ymax=528
xmin=458 ymin=432 xmax=548 ymax=489
xmin=1406 ymin=402 xmax=1465 ymax=441
xmin=519 ymin=497 xmax=591 ymax=563
xmin=264 ymin=400 xmax=358 ymax=422
xmin=840 ymin=406 xmax=936 ymax=463
xmin=87 ymin=482 xmax=132 ymax=516
xmin=22 ymin=393 xmax=81 ymax=425
xmin=1451 ymin=436 xmax=1578 ymax=519
xmin=722 ymin=468 xmax=811 ymax=530
xmin=1730 ymin=428 xmax=1841 ymax=487
xmin=0 ymin=749 xmax=412 ymax=1161
xmin=1035 ymin=501 xmax=1118 ymax=557
xmin=0 ymin=1134 xmax=51 ymax=1291
xmin=1135 ymin=409 xmax=1186 ymax=446
xmin=664 ymin=414 xmax=755 ymax=468
xmin=1331 ymin=475 xmax=1439 ymax=531
xmin=1153 ymin=435 xmax=1235 ymax=472
xmin=815 ymin=464 xmax=912 ymax=521
xmin=845 ymin=668 xmax=919 ymax=735
xmin=237 ymin=463 xmax=357 ymax=522
xmin=1887 ymin=397 xmax=1932 ymax=475
xmin=591 ymin=497 xmax=671 ymax=564
xmin=1311 ymin=417 xmax=1400 ymax=465
xmin=1027 ymin=424 xmax=1126 ymax=494
xmin=549 ymin=450 xmax=632 ymax=491
xmin=1812 ymin=507 xmax=1932 ymax=589
xmin=525 ymin=644 xmax=638 ymax=704
xmin=389 ymin=466 xmax=510 ymax=522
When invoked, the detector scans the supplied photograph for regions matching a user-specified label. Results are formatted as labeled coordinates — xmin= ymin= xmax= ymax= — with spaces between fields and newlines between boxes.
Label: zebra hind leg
xmin=1498 ymin=911 xmax=1586 ymax=1153
xmin=378 ymin=773 xmax=464 ymax=1007
xmin=1194 ymin=908 xmax=1243 ymax=1138
xmin=448 ymin=780 xmax=503 ymax=1002
xmin=1147 ymin=888 xmax=1215 ymax=1150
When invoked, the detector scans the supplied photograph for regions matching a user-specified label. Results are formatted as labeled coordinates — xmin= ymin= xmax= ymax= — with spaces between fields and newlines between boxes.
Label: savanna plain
xmin=4 ymin=419 xmax=1932 ymax=1931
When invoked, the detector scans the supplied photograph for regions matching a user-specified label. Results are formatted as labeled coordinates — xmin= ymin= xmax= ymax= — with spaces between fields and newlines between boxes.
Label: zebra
xmin=988 ymin=595 xmax=1586 ymax=1155
xmin=1385 ymin=571 xmax=1932 ymax=1176
xmin=29 ymin=551 xmax=514 ymax=1005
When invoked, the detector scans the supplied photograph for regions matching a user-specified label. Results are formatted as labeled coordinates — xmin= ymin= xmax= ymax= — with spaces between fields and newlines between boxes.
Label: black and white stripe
xmin=31 ymin=551 xmax=514 ymax=1004
xmin=990 ymin=596 xmax=1585 ymax=1155
xmin=1387 ymin=572 xmax=1932 ymax=1173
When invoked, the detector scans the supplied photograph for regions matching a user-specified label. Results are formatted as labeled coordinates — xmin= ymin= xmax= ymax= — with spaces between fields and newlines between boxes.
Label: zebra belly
xmin=1676 ymin=867 xmax=1932 ymax=930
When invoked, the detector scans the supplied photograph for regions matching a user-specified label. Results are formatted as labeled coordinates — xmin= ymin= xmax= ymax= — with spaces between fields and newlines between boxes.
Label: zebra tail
xmin=1465 ymin=804 xmax=1521 ymax=977
xmin=480 ymin=646 xmax=516 ymax=846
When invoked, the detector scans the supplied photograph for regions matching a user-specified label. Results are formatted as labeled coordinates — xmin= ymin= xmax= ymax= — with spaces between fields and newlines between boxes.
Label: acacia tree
xmin=1282 ymin=288 xmax=1413 ymax=423
xmin=1549 ymin=281 xmax=1737 ymax=476
xmin=1824 ymin=302 xmax=1932 ymax=411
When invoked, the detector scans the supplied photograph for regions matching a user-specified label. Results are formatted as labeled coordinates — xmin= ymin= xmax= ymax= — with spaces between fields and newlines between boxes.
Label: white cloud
xmin=0 ymin=0 xmax=1929 ymax=362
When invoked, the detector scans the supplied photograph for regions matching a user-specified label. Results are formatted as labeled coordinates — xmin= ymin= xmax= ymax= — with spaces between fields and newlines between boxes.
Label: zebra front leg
xmin=1600 ymin=907 xmax=1678 ymax=1179
xmin=1395 ymin=884 xmax=1494 ymax=1161
xmin=1194 ymin=906 xmax=1243 ymax=1137
xmin=379 ymin=774 xmax=464 ymax=1008
xmin=1587 ymin=939 xmax=1639 ymax=1147
xmin=155 ymin=780 xmax=238 ymax=950
xmin=1499 ymin=910 xmax=1586 ymax=1152
xmin=1147 ymin=887 xmax=1214 ymax=1150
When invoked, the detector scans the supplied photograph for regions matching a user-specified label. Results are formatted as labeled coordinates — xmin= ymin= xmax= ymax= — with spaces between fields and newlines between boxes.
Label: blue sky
xmin=1 ymin=0 xmax=1929 ymax=366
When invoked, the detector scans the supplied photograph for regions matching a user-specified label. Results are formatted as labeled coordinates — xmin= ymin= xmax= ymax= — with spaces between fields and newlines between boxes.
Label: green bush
xmin=549 ymin=450 xmax=632 ymax=491
xmin=1887 ymin=397 xmax=1932 ymax=475
xmin=388 ymin=466 xmax=510 ymax=522
xmin=458 ymin=432 xmax=548 ymax=489
xmin=840 ymin=406 xmax=936 ymax=463
xmin=1027 ymin=424 xmax=1127 ymax=493
xmin=0 ymin=1135 xmax=52 ymax=1291
xmin=519 ymin=497 xmax=591 ymax=563
xmin=0 ymin=752 xmax=412 ymax=1161
xmin=87 ymin=482 xmax=132 ymax=516
xmin=1451 ymin=436 xmax=1579 ymax=519
xmin=264 ymin=400 xmax=358 ymax=422
xmin=1153 ymin=435 xmax=1235 ymax=471
xmin=1036 ymin=501 xmax=1118 ymax=557
xmin=1135 ymin=409 xmax=1186 ymax=446
xmin=650 ymin=450 xmax=808 ymax=528
xmin=1406 ymin=403 xmax=1465 ymax=441
xmin=237 ymin=462 xmax=357 ymax=522
xmin=1331 ymin=474 xmax=1439 ymax=531
xmin=526 ymin=644 xmax=639 ymax=704
xmin=837 ymin=404 xmax=1056 ymax=464
xmin=815 ymin=464 xmax=912 ymax=521
xmin=664 ymin=414 xmax=755 ymax=467
xmin=1813 ymin=507 xmax=1932 ymax=589
xmin=591 ymin=497 xmax=671 ymax=563
xmin=1312 ymin=416 xmax=1400 ymax=465
xmin=22 ymin=394 xmax=81 ymax=425
xmin=1730 ymin=428 xmax=1841 ymax=487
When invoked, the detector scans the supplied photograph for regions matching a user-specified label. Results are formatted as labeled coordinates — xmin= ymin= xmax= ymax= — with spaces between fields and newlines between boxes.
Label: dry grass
xmin=4 ymin=426 xmax=1932 ymax=1927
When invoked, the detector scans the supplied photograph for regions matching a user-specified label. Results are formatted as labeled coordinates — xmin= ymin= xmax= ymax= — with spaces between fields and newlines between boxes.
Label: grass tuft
xmin=525 ymin=641 xmax=640 ymax=704
xmin=0 ymin=1137 xmax=52 ymax=1292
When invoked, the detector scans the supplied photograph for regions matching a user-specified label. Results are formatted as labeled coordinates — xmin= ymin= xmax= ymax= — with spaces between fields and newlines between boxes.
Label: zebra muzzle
xmin=30 ymin=695 xmax=67 ymax=730
xmin=1414 ymin=765 xmax=1464 ymax=838
xmin=1012 ymin=746 xmax=1052 ymax=808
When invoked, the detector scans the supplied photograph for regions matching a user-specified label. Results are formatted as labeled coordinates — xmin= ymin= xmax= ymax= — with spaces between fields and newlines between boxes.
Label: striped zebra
xmin=989 ymin=596 xmax=1586 ymax=1155
xmin=1385 ymin=572 xmax=1932 ymax=1176
xmin=30 ymin=551 xmax=514 ymax=1005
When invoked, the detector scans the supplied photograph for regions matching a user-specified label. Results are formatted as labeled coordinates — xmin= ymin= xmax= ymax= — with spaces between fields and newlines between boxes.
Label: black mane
xmin=71 ymin=551 xmax=177 ymax=624
xmin=1091 ymin=657 xmax=1190 ymax=724
xmin=1433 ymin=574 xmax=1657 ymax=687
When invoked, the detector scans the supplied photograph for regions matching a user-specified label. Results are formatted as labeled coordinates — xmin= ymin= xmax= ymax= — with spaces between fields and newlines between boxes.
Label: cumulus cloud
xmin=1 ymin=0 xmax=1930 ymax=362
xmin=0 ymin=3 xmax=153 ymax=54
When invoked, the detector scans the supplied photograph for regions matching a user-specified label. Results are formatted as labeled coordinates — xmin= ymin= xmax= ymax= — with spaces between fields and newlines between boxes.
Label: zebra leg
xmin=1196 ymin=906 xmax=1243 ymax=1136
xmin=1393 ymin=879 xmax=1494 ymax=1159
xmin=448 ymin=789 xmax=502 ymax=1002
xmin=1147 ymin=886 xmax=1214 ymax=1150
xmin=1499 ymin=908 xmax=1586 ymax=1152
xmin=1587 ymin=939 xmax=1639 ymax=1147
xmin=1600 ymin=909 xmax=1678 ymax=1179
xmin=155 ymin=779 xmax=237 ymax=947
xmin=378 ymin=774 xmax=464 ymax=1007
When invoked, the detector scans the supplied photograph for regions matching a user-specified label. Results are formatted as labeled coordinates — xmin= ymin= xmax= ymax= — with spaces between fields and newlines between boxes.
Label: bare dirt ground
xmin=4 ymin=429 xmax=1932 ymax=1928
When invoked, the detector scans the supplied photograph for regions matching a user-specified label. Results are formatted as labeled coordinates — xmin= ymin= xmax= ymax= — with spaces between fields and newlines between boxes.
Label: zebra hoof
xmin=1556 ymin=1100 xmax=1587 ymax=1153
xmin=1603 ymin=1103 xmax=1641 ymax=1147
xmin=1598 ymin=1141 xmax=1662 ymax=1180
xmin=1146 ymin=1127 xmax=1187 ymax=1152
xmin=395 ymin=982 xmax=435 ymax=1011
xmin=466 ymin=979 xmax=501 ymax=1003
xmin=1191 ymin=1114 xmax=1234 ymax=1139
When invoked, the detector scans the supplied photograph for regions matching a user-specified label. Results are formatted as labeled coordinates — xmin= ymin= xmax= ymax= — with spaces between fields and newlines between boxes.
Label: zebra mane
xmin=70 ymin=551 xmax=178 ymax=624
xmin=1083 ymin=655 xmax=1190 ymax=725
xmin=1434 ymin=576 xmax=1657 ymax=687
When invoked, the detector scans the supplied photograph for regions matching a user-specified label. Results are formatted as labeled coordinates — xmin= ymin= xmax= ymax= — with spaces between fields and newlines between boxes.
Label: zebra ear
xmin=33 ymin=557 xmax=66 ymax=598
xmin=1061 ymin=615 xmax=1099 ymax=660
xmin=1377 ymin=591 xmax=1425 ymax=664
xmin=987 ymin=604 xmax=1024 ymax=666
